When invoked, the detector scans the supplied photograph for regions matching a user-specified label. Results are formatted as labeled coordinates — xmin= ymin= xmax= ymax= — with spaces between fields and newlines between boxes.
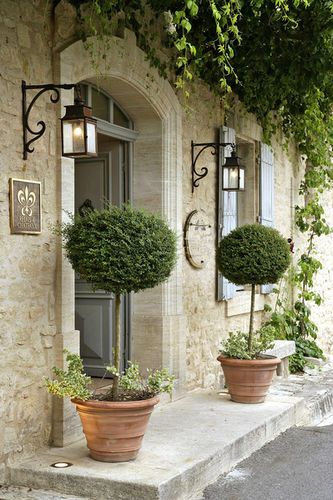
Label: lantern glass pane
xmin=223 ymin=166 xmax=229 ymax=189
xmin=229 ymin=167 xmax=239 ymax=189
xmin=239 ymin=167 xmax=245 ymax=190
xmin=63 ymin=120 xmax=85 ymax=154
xmin=223 ymin=165 xmax=241 ymax=190
xmin=62 ymin=122 xmax=73 ymax=154
xmin=72 ymin=121 xmax=85 ymax=153
xmin=87 ymin=122 xmax=97 ymax=154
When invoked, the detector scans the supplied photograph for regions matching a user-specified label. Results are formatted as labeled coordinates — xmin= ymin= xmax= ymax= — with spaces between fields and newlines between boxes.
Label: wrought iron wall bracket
xmin=191 ymin=140 xmax=235 ymax=192
xmin=22 ymin=80 xmax=77 ymax=160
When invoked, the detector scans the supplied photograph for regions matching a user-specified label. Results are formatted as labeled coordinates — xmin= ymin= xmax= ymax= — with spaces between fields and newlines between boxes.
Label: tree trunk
xmin=248 ymin=284 xmax=256 ymax=353
xmin=112 ymin=293 xmax=121 ymax=399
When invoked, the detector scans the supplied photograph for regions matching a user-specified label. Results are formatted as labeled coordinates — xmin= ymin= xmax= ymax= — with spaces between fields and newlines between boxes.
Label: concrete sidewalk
xmin=4 ymin=367 xmax=333 ymax=500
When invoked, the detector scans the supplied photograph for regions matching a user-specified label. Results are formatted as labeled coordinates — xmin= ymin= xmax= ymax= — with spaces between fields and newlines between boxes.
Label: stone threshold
xmin=5 ymin=369 xmax=333 ymax=500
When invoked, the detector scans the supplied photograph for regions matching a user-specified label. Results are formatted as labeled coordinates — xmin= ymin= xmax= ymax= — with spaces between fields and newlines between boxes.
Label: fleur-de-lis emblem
xmin=17 ymin=186 xmax=36 ymax=217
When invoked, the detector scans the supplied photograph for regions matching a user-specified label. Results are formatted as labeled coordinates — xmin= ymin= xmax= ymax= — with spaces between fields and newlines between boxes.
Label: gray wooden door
xmin=75 ymin=143 xmax=130 ymax=377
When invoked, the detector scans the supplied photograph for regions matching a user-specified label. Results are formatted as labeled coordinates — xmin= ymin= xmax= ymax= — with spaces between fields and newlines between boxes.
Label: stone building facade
xmin=0 ymin=0 xmax=332 ymax=475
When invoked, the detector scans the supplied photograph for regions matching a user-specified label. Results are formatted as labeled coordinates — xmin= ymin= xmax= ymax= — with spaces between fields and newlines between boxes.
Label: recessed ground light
xmin=50 ymin=462 xmax=73 ymax=468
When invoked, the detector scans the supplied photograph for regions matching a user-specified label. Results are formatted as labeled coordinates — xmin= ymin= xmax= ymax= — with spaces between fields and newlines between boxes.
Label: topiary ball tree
xmin=60 ymin=204 xmax=177 ymax=398
xmin=217 ymin=224 xmax=291 ymax=353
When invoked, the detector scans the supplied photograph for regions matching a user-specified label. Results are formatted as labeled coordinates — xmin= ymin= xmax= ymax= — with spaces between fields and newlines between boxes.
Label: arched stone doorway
xmin=53 ymin=30 xmax=185 ymax=446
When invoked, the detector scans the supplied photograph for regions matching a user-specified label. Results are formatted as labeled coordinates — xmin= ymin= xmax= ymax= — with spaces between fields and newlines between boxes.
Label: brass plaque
xmin=9 ymin=178 xmax=42 ymax=234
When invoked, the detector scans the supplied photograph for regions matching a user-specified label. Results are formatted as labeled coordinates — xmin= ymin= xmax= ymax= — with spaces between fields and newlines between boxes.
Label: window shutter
xmin=217 ymin=126 xmax=237 ymax=301
xmin=260 ymin=142 xmax=274 ymax=294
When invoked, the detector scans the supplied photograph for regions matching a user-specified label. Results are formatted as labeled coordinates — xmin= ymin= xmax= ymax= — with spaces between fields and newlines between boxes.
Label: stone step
xmin=6 ymin=366 xmax=333 ymax=500
xmin=7 ymin=390 xmax=306 ymax=500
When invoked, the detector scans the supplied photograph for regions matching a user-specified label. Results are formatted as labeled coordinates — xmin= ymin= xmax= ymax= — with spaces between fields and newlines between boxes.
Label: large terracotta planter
xmin=72 ymin=396 xmax=159 ymax=462
xmin=217 ymin=355 xmax=281 ymax=403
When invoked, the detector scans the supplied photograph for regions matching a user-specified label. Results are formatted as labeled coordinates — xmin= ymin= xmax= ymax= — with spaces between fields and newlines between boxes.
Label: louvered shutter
xmin=217 ymin=126 xmax=237 ymax=301
xmin=260 ymin=142 xmax=274 ymax=294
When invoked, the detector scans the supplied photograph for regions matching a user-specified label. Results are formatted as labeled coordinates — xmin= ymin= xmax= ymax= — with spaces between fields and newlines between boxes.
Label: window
xmin=79 ymin=83 xmax=132 ymax=130
xmin=217 ymin=126 xmax=275 ymax=301
xmin=91 ymin=88 xmax=109 ymax=122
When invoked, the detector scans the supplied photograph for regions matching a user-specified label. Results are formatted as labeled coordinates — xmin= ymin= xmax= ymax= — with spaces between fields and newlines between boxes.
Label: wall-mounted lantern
xmin=61 ymin=88 xmax=97 ymax=158
xmin=191 ymin=140 xmax=245 ymax=193
xmin=222 ymin=149 xmax=245 ymax=191
xmin=22 ymin=81 xmax=98 ymax=160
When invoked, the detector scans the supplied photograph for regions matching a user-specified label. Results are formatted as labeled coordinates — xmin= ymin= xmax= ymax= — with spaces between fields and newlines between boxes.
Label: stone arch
xmin=53 ymin=31 xmax=185 ymax=445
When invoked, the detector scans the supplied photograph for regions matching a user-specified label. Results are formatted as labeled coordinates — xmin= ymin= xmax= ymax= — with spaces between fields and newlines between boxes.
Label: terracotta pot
xmin=217 ymin=355 xmax=281 ymax=404
xmin=72 ymin=396 xmax=159 ymax=462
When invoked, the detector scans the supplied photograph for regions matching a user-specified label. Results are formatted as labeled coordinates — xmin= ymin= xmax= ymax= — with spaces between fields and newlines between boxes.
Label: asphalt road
xmin=202 ymin=424 xmax=333 ymax=500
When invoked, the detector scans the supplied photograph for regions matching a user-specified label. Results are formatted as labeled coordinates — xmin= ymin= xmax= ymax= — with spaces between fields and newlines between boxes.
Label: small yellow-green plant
xmin=45 ymin=350 xmax=92 ymax=401
xmin=220 ymin=326 xmax=276 ymax=360
xmin=45 ymin=351 xmax=175 ymax=402
xmin=104 ymin=362 xmax=175 ymax=400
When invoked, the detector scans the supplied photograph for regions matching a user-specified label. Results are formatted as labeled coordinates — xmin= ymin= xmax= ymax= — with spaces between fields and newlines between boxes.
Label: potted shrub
xmin=216 ymin=224 xmax=291 ymax=403
xmin=46 ymin=204 xmax=177 ymax=461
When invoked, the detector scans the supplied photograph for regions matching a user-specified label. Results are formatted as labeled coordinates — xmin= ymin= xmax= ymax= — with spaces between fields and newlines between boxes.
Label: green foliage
xmin=67 ymin=1 xmax=308 ymax=96
xmin=59 ymin=204 xmax=177 ymax=295
xmin=217 ymin=224 xmax=291 ymax=286
xmin=45 ymin=353 xmax=175 ymax=402
xmin=266 ymin=299 xmax=319 ymax=340
xmin=289 ymin=337 xmax=325 ymax=373
xmin=220 ymin=325 xmax=276 ymax=360
xmin=231 ymin=2 xmax=333 ymax=177
xmin=229 ymin=1 xmax=333 ymax=338
xmin=105 ymin=362 xmax=175 ymax=398
xmin=45 ymin=350 xmax=92 ymax=401
xmin=265 ymin=286 xmax=325 ymax=373
xmin=146 ymin=367 xmax=175 ymax=396
xmin=66 ymin=1 xmax=333 ymax=201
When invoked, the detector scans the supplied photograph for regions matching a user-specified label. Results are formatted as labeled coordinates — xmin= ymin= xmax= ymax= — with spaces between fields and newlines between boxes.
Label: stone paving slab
xmin=0 ymin=484 xmax=88 ymax=500
xmin=5 ymin=364 xmax=333 ymax=500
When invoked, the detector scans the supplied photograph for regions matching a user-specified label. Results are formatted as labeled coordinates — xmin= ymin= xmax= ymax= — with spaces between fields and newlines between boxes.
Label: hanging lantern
xmin=61 ymin=86 xmax=97 ymax=158
xmin=222 ymin=150 xmax=245 ymax=191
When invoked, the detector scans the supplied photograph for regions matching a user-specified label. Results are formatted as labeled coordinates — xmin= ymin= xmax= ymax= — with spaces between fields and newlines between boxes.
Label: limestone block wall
xmin=0 ymin=0 xmax=59 ymax=469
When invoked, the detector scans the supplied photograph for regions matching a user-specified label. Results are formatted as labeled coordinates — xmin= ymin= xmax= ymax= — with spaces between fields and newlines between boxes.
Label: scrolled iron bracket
xmin=22 ymin=80 xmax=77 ymax=160
xmin=191 ymin=140 xmax=235 ymax=192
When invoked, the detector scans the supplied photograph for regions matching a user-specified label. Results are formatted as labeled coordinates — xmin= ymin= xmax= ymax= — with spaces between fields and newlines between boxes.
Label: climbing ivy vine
xmin=64 ymin=0 xmax=333 ymax=369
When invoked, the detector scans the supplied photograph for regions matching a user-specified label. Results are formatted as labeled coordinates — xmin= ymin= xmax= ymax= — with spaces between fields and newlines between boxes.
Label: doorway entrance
xmin=74 ymin=135 xmax=131 ymax=376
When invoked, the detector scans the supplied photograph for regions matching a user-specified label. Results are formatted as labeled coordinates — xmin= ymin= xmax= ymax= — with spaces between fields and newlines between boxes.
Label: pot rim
xmin=217 ymin=355 xmax=281 ymax=366
xmin=71 ymin=395 xmax=160 ymax=409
